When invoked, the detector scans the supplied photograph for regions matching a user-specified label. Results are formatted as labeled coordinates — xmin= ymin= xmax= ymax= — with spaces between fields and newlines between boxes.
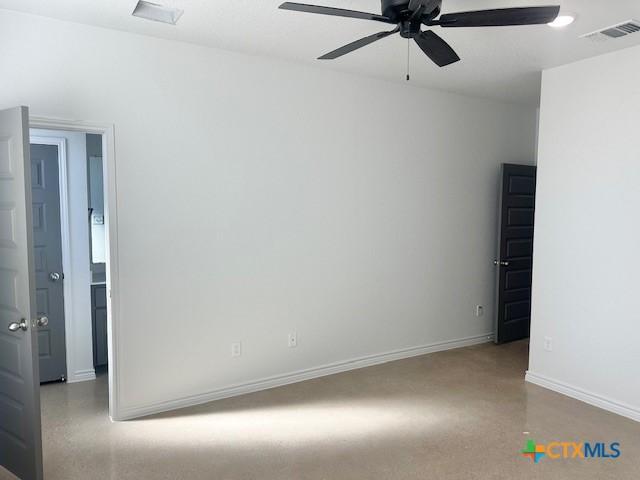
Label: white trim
xmin=29 ymin=116 xmax=121 ymax=421
xmin=525 ymin=371 xmax=640 ymax=423
xmin=117 ymin=333 xmax=494 ymax=421
xmin=66 ymin=369 xmax=96 ymax=384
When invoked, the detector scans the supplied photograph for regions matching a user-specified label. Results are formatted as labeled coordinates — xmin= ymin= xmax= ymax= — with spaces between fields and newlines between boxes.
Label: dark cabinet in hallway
xmin=92 ymin=284 xmax=108 ymax=368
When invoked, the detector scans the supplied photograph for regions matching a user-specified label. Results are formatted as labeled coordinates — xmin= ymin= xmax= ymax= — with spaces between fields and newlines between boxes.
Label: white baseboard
xmin=67 ymin=368 xmax=96 ymax=384
xmin=525 ymin=371 xmax=640 ymax=423
xmin=115 ymin=333 xmax=494 ymax=421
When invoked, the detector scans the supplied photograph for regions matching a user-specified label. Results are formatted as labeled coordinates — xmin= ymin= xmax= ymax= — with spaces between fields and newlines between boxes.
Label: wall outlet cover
xmin=231 ymin=342 xmax=242 ymax=357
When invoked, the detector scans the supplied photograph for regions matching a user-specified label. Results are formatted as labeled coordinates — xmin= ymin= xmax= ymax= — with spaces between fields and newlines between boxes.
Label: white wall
xmin=0 ymin=10 xmax=537 ymax=418
xmin=30 ymin=129 xmax=95 ymax=384
xmin=528 ymin=45 xmax=640 ymax=421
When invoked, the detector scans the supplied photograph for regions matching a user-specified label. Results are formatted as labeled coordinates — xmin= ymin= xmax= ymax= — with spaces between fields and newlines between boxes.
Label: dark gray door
xmin=495 ymin=164 xmax=536 ymax=344
xmin=30 ymin=144 xmax=67 ymax=383
xmin=0 ymin=106 xmax=44 ymax=480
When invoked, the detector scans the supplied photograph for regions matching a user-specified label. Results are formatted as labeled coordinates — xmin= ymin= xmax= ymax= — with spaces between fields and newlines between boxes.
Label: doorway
xmin=29 ymin=130 xmax=109 ymax=385
xmin=28 ymin=116 xmax=121 ymax=425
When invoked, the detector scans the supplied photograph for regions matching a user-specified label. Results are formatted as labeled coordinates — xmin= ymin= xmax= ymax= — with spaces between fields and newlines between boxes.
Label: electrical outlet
xmin=231 ymin=342 xmax=242 ymax=357
xmin=475 ymin=305 xmax=484 ymax=317
xmin=288 ymin=332 xmax=297 ymax=348
xmin=543 ymin=337 xmax=553 ymax=352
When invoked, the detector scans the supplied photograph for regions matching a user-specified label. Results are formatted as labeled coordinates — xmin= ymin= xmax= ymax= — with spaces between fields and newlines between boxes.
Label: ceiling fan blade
xmin=414 ymin=30 xmax=460 ymax=67
xmin=439 ymin=6 xmax=560 ymax=27
xmin=318 ymin=28 xmax=399 ymax=60
xmin=279 ymin=2 xmax=394 ymax=24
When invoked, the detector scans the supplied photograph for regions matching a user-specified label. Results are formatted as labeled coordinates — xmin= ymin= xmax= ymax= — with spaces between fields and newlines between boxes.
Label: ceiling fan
xmin=279 ymin=1 xmax=560 ymax=67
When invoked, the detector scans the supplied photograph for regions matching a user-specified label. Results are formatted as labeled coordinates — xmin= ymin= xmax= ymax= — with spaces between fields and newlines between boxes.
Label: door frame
xmin=29 ymin=116 xmax=123 ymax=421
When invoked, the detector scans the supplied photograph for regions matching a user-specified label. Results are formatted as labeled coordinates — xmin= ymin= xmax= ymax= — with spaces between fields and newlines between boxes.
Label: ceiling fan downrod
xmin=406 ymin=39 xmax=410 ymax=81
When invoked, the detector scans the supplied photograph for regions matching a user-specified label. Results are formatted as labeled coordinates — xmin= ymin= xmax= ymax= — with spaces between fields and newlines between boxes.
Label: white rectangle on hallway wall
xmin=0 ymin=9 xmax=537 ymax=419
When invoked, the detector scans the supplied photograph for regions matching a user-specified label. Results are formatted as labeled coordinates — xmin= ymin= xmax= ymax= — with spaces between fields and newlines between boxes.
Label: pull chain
xmin=406 ymin=39 xmax=410 ymax=81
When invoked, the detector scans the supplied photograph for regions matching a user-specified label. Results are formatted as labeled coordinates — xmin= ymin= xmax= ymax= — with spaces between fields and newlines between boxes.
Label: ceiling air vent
xmin=132 ymin=1 xmax=183 ymax=25
xmin=581 ymin=20 xmax=640 ymax=42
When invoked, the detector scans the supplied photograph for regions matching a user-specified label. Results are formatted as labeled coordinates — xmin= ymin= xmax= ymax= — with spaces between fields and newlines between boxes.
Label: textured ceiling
xmin=2 ymin=0 xmax=640 ymax=104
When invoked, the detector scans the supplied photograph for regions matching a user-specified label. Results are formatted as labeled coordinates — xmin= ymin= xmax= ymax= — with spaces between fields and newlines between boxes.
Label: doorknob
xmin=8 ymin=319 xmax=28 ymax=332
xmin=36 ymin=316 xmax=49 ymax=327
xmin=494 ymin=260 xmax=510 ymax=267
xmin=49 ymin=272 xmax=62 ymax=282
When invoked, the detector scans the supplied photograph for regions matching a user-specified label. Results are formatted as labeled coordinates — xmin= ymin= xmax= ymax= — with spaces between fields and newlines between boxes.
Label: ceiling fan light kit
xmin=279 ymin=1 xmax=560 ymax=69
xmin=548 ymin=14 xmax=576 ymax=28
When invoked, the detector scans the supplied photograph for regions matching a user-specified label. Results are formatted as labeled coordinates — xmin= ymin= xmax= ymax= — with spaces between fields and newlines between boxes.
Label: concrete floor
xmin=2 ymin=341 xmax=639 ymax=479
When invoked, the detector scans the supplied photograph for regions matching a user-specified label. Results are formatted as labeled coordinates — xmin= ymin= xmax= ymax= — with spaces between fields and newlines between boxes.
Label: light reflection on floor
xmin=123 ymin=398 xmax=449 ymax=447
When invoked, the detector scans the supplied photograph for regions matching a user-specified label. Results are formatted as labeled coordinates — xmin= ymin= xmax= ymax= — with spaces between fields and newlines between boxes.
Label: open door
xmin=0 ymin=107 xmax=44 ymax=480
xmin=495 ymin=163 xmax=536 ymax=344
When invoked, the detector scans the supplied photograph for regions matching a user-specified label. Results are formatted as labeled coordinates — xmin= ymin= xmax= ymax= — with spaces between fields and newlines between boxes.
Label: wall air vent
xmin=581 ymin=20 xmax=640 ymax=42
